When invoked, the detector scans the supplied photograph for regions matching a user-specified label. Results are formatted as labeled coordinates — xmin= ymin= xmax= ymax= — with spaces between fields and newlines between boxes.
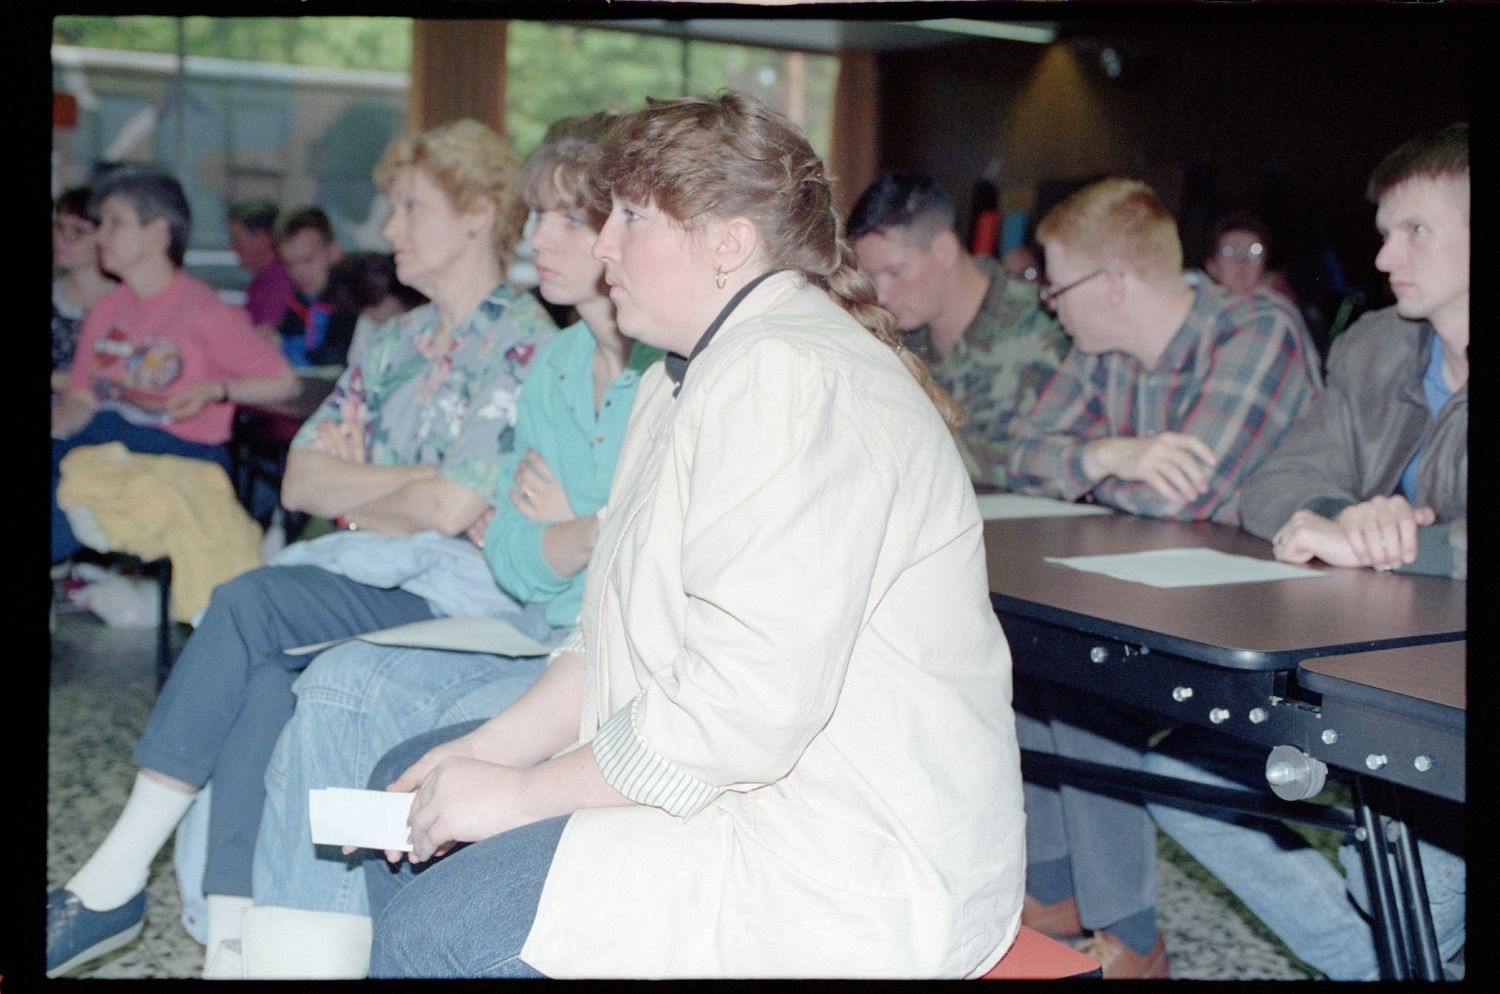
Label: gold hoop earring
xmin=715 ymin=266 xmax=728 ymax=290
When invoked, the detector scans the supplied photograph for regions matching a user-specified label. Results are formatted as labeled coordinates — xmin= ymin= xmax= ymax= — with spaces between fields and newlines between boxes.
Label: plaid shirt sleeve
xmin=1090 ymin=295 xmax=1320 ymax=524
xmin=1001 ymin=348 xmax=1109 ymax=500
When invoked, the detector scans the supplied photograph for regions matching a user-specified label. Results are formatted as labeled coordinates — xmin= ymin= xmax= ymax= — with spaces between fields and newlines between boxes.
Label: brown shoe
xmin=1021 ymin=893 xmax=1084 ymax=939
xmin=1081 ymin=931 xmax=1170 ymax=980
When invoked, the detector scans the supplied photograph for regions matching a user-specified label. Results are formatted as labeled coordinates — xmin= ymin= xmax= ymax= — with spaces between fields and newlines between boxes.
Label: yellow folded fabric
xmin=58 ymin=442 xmax=263 ymax=623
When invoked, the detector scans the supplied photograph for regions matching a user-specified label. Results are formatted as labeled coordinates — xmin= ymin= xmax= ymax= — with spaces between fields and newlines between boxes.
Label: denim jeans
xmin=1143 ymin=725 xmax=1465 ymax=980
xmin=252 ymin=625 xmax=557 ymax=917
xmin=134 ymin=564 xmax=433 ymax=896
xmin=1013 ymin=685 xmax=1158 ymax=929
xmin=53 ymin=410 xmax=232 ymax=561
xmin=363 ymin=721 xmax=566 ymax=978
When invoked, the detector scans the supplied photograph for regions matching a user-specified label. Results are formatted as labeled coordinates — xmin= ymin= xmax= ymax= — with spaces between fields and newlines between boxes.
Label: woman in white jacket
xmin=362 ymin=92 xmax=1026 ymax=979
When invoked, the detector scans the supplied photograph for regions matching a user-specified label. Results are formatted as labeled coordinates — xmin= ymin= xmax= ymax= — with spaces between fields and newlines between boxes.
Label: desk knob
xmin=1265 ymin=744 xmax=1328 ymax=801
xmin=1172 ymin=686 xmax=1194 ymax=702
xmin=1089 ymin=646 xmax=1108 ymax=664
xmin=1365 ymin=754 xmax=1388 ymax=771
xmin=1209 ymin=707 xmax=1230 ymax=724
xmin=1414 ymin=755 xmax=1434 ymax=773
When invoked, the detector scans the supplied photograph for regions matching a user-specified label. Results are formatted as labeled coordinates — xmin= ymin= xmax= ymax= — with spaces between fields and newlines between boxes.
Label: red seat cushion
xmin=980 ymin=925 xmax=1101 ymax=980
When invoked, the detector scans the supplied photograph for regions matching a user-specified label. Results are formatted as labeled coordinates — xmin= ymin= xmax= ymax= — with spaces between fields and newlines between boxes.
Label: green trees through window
xmin=505 ymin=22 xmax=836 ymax=159
xmin=51 ymin=15 xmax=837 ymax=285
xmin=52 ymin=16 xmax=837 ymax=158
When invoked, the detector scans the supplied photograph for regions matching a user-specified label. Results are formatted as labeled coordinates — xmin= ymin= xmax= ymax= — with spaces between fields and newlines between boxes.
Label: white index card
xmin=308 ymin=787 xmax=414 ymax=852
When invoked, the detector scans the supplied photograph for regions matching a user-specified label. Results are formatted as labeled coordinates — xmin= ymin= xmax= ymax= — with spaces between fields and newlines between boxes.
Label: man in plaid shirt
xmin=1004 ymin=178 xmax=1321 ymax=978
xmin=1005 ymin=178 xmax=1321 ymax=525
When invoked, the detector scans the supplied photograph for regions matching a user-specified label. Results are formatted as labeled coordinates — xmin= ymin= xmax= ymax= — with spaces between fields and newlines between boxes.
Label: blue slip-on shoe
xmin=46 ymin=887 xmax=146 ymax=978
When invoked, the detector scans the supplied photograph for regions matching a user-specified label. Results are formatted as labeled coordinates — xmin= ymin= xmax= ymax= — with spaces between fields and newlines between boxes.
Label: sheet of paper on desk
xmin=308 ymin=787 xmax=413 ymax=851
xmin=286 ymin=616 xmax=551 ymax=658
xmin=1044 ymin=547 xmax=1328 ymax=587
xmin=975 ymin=493 xmax=1115 ymax=520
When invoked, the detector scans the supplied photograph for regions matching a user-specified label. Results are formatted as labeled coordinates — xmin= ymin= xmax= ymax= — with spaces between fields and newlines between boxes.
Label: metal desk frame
xmin=984 ymin=513 xmax=1465 ymax=980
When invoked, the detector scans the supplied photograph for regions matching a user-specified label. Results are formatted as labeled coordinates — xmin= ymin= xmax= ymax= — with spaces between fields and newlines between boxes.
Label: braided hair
xmin=593 ymin=92 xmax=962 ymax=428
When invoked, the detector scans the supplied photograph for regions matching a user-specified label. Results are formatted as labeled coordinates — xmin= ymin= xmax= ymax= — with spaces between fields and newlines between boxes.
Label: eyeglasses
xmin=1039 ymin=268 xmax=1104 ymax=306
xmin=1216 ymin=242 xmax=1265 ymax=261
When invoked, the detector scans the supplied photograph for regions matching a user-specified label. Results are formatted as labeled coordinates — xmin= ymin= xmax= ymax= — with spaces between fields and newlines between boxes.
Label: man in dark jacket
xmin=271 ymin=207 xmax=357 ymax=368
xmin=1145 ymin=123 xmax=1468 ymax=981
xmin=1241 ymin=123 xmax=1468 ymax=579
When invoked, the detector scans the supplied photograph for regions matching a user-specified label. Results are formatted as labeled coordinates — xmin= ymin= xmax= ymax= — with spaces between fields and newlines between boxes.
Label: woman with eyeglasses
xmin=1203 ymin=211 xmax=1295 ymax=304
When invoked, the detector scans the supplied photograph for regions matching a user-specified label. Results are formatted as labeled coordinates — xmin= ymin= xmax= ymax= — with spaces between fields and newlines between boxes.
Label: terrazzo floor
xmin=47 ymin=603 xmax=1318 ymax=981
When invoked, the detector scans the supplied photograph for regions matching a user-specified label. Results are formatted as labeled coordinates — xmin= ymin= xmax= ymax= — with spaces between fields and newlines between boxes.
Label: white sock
xmin=204 ymin=894 xmax=254 ymax=972
xmin=65 ymin=770 xmax=197 ymax=911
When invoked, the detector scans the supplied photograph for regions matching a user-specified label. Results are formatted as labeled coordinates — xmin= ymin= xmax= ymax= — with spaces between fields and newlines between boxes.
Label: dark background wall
xmin=868 ymin=8 xmax=1471 ymax=326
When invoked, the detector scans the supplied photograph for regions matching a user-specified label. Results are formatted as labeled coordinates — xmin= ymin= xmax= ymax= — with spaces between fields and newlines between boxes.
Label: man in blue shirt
xmin=271 ymin=207 xmax=357 ymax=368
xmin=1148 ymin=122 xmax=1469 ymax=981
xmin=1243 ymin=123 xmax=1467 ymax=579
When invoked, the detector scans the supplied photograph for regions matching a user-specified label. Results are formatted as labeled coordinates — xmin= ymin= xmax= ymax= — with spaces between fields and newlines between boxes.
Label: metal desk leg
xmin=1352 ymin=777 xmax=1448 ymax=980
xmin=1353 ymin=777 xmax=1409 ymax=979
xmin=1386 ymin=785 xmax=1444 ymax=980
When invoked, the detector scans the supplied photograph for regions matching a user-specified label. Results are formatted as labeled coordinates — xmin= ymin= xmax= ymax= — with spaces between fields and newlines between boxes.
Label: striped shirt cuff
xmin=592 ymin=692 xmax=721 ymax=818
xmin=549 ymin=626 xmax=586 ymax=664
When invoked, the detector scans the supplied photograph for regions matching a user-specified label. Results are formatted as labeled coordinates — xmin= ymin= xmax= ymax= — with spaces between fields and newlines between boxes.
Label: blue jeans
xmin=363 ymin=721 xmax=566 ymax=978
xmin=1013 ymin=687 xmax=1158 ymax=929
xmin=52 ymin=410 xmax=232 ymax=562
xmin=134 ymin=564 xmax=434 ymax=896
xmin=252 ymin=621 xmax=557 ymax=916
xmin=1143 ymin=725 xmax=1465 ymax=980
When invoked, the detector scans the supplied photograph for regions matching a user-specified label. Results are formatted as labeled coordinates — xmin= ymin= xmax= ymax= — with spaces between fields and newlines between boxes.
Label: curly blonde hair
xmin=375 ymin=118 xmax=526 ymax=267
xmin=592 ymin=92 xmax=962 ymax=429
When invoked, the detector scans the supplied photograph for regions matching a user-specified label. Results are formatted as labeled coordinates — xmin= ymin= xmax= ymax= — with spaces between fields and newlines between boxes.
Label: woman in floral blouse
xmin=47 ymin=118 xmax=556 ymax=980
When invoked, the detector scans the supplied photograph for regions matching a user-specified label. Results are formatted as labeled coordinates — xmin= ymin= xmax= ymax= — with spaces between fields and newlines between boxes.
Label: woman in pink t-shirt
xmin=51 ymin=168 xmax=297 ymax=562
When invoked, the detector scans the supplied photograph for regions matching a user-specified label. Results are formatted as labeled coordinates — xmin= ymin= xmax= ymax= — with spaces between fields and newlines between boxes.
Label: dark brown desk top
xmin=1299 ymin=640 xmax=1466 ymax=715
xmin=984 ymin=512 xmax=1466 ymax=671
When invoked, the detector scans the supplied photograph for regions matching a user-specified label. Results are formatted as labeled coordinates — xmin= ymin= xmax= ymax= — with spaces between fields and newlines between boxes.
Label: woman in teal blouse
xmin=238 ymin=113 xmax=662 ymax=976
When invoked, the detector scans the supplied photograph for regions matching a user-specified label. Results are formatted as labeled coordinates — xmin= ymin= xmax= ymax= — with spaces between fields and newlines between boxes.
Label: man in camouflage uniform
xmin=849 ymin=171 xmax=1068 ymax=486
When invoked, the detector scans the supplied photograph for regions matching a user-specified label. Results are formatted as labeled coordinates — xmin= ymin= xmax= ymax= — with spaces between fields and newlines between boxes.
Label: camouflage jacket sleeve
xmin=933 ymin=259 xmax=1070 ymax=487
